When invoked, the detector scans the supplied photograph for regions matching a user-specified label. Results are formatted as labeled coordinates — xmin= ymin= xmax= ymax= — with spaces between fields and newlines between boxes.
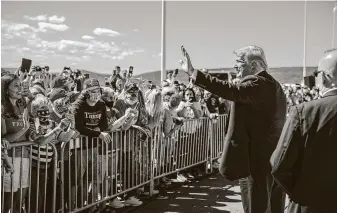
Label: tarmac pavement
xmin=133 ymin=173 xmax=244 ymax=213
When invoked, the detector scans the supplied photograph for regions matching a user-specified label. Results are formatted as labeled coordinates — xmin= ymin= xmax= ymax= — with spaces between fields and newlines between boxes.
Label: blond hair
xmin=234 ymin=45 xmax=268 ymax=72
xmin=30 ymin=94 xmax=52 ymax=118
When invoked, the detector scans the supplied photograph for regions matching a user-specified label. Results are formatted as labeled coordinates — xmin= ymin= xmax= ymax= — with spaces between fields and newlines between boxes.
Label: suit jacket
xmin=193 ymin=70 xmax=286 ymax=180
xmin=270 ymin=89 xmax=337 ymax=210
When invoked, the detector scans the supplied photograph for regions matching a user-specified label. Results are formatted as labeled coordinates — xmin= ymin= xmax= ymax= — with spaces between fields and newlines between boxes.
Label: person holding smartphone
xmin=44 ymin=66 xmax=52 ymax=89
xmin=128 ymin=66 xmax=134 ymax=79
xmin=166 ymin=70 xmax=174 ymax=85
xmin=113 ymin=82 xmax=154 ymax=206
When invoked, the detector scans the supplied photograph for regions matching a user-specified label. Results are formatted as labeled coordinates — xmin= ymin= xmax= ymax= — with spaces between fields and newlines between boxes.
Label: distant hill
xmin=2 ymin=67 xmax=317 ymax=85
xmin=134 ymin=67 xmax=318 ymax=85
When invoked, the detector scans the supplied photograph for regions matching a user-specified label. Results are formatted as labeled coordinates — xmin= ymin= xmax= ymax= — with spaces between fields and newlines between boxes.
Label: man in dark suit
xmin=179 ymin=45 xmax=287 ymax=213
xmin=271 ymin=49 xmax=337 ymax=213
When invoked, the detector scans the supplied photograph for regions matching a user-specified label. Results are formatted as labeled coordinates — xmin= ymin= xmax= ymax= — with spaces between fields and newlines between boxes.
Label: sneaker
xmin=143 ymin=189 xmax=159 ymax=196
xmin=176 ymin=173 xmax=187 ymax=182
xmin=161 ymin=177 xmax=172 ymax=185
xmin=184 ymin=172 xmax=194 ymax=180
xmin=124 ymin=196 xmax=143 ymax=206
xmin=109 ymin=197 xmax=125 ymax=209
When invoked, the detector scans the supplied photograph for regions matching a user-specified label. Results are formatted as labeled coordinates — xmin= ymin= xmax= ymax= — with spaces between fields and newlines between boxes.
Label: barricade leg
xmin=208 ymin=121 xmax=214 ymax=174
xmin=2 ymin=155 xmax=30 ymax=213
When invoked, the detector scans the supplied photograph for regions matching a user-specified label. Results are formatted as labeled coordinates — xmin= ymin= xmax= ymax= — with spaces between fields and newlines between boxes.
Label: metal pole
xmin=333 ymin=1 xmax=337 ymax=48
xmin=161 ymin=0 xmax=166 ymax=83
xmin=303 ymin=0 xmax=307 ymax=79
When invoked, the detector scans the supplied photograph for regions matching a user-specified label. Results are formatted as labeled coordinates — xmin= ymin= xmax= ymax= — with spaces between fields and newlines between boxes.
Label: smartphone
xmin=129 ymin=66 xmax=134 ymax=73
xmin=21 ymin=58 xmax=32 ymax=73
xmin=173 ymin=117 xmax=183 ymax=125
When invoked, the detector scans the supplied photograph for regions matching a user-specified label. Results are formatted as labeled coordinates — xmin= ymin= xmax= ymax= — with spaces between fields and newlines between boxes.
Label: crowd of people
xmin=282 ymin=83 xmax=320 ymax=112
xmin=1 ymin=65 xmax=230 ymax=213
xmin=2 ymin=46 xmax=336 ymax=213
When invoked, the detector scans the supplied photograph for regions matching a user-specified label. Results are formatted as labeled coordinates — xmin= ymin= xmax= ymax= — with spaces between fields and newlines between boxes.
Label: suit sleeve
xmin=270 ymin=105 xmax=304 ymax=197
xmin=193 ymin=70 xmax=269 ymax=104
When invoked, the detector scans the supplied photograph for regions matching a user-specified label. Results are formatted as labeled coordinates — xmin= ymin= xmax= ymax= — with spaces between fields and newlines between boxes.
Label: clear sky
xmin=1 ymin=1 xmax=336 ymax=74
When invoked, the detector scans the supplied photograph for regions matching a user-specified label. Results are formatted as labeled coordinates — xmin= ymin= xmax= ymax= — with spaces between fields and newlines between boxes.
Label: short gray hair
xmin=234 ymin=45 xmax=268 ymax=71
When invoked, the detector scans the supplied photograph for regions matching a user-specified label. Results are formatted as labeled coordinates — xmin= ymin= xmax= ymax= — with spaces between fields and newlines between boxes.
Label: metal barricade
xmin=151 ymin=118 xmax=211 ymax=180
xmin=1 ymin=141 xmax=58 ymax=213
xmin=1 ymin=115 xmax=229 ymax=213
xmin=210 ymin=114 xmax=228 ymax=161
xmin=59 ymin=127 xmax=152 ymax=213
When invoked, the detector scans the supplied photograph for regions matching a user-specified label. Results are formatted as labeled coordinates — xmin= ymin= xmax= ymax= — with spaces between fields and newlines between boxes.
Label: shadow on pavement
xmin=133 ymin=173 xmax=243 ymax=213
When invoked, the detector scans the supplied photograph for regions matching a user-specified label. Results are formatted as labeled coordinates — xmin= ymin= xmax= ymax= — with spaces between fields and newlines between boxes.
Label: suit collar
xmin=322 ymin=88 xmax=337 ymax=98
xmin=256 ymin=70 xmax=268 ymax=77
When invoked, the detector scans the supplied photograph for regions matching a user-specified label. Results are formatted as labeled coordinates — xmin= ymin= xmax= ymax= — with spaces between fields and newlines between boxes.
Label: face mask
xmin=105 ymin=101 xmax=114 ymax=108
xmin=169 ymin=96 xmax=180 ymax=108
xmin=88 ymin=93 xmax=101 ymax=103
xmin=54 ymin=99 xmax=68 ymax=115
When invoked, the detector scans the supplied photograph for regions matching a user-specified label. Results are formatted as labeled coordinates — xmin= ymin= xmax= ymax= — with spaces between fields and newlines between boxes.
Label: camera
xmin=34 ymin=66 xmax=42 ymax=72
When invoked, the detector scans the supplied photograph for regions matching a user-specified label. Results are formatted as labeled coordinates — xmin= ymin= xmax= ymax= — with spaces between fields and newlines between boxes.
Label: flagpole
xmin=303 ymin=0 xmax=307 ymax=80
xmin=161 ymin=0 xmax=166 ymax=83
xmin=333 ymin=1 xmax=337 ymax=48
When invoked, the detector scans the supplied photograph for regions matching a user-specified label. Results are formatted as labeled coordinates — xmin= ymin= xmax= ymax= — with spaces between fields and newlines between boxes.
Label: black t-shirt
xmin=74 ymin=100 xmax=108 ymax=148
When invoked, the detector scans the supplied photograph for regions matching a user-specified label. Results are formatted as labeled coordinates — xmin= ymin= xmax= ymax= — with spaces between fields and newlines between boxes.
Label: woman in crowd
xmin=113 ymin=82 xmax=153 ymax=206
xmin=206 ymin=94 xmax=220 ymax=114
xmin=145 ymin=88 xmax=172 ymax=187
xmin=1 ymin=74 xmax=31 ymax=213
xmin=175 ymin=88 xmax=202 ymax=181
xmin=193 ymin=87 xmax=210 ymax=117
xmin=160 ymin=87 xmax=184 ymax=184
xmin=145 ymin=88 xmax=163 ymax=130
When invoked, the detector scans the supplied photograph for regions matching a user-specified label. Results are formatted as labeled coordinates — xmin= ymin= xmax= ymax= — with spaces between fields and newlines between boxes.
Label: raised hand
xmin=179 ymin=45 xmax=194 ymax=75
xmin=58 ymin=117 xmax=71 ymax=130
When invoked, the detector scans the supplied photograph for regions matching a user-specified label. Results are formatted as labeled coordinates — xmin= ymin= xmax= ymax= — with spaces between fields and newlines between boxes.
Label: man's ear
xmin=250 ymin=61 xmax=257 ymax=71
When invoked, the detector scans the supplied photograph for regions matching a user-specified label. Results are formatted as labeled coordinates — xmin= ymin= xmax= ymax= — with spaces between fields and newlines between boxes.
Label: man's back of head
xmin=316 ymin=49 xmax=337 ymax=94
